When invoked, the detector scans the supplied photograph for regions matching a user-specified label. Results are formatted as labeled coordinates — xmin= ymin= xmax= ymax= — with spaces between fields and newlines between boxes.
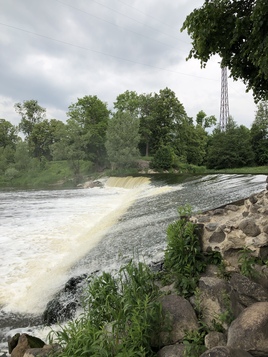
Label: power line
xmin=83 ymin=0 xmax=187 ymax=43
xmin=0 ymin=22 xmax=218 ymax=82
xmin=116 ymin=0 xmax=178 ymax=32
xmin=54 ymin=0 xmax=180 ymax=50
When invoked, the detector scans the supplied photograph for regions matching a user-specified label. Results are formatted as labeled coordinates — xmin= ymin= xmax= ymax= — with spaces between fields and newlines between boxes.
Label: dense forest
xmin=1 ymin=87 xmax=268 ymax=186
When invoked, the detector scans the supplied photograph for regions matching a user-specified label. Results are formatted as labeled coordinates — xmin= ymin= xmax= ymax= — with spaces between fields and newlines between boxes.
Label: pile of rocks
xmin=7 ymin=186 xmax=268 ymax=357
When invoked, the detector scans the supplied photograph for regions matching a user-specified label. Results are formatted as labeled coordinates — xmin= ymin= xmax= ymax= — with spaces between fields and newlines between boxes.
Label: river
xmin=0 ymin=173 xmax=266 ymax=353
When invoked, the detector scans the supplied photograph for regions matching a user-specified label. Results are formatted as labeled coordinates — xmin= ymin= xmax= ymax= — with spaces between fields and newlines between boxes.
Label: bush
xmin=163 ymin=206 xmax=221 ymax=297
xmin=50 ymin=261 xmax=164 ymax=356
xmin=5 ymin=167 xmax=19 ymax=180
xmin=150 ymin=145 xmax=174 ymax=170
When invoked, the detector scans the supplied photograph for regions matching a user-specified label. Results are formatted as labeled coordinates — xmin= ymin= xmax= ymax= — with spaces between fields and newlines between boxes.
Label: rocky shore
xmin=6 ymin=180 xmax=268 ymax=357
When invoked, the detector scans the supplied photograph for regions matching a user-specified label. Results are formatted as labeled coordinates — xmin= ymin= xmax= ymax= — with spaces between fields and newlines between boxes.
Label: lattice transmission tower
xmin=219 ymin=66 xmax=230 ymax=131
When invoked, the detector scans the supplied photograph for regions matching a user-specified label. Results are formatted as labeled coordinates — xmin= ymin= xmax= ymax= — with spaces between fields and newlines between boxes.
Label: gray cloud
xmin=0 ymin=0 xmax=256 ymax=127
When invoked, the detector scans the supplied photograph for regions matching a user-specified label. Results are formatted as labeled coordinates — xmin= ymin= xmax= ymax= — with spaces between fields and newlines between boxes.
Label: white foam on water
xmin=0 ymin=184 xmax=150 ymax=314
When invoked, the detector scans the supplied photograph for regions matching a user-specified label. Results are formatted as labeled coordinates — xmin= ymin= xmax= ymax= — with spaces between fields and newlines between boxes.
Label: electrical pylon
xmin=219 ymin=66 xmax=230 ymax=131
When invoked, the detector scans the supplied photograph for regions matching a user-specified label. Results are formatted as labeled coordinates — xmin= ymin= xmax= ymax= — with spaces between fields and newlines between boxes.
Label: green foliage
xmin=251 ymin=101 xmax=268 ymax=165
xmin=15 ymin=100 xmax=46 ymax=137
xmin=164 ymin=206 xmax=223 ymax=297
xmin=183 ymin=329 xmax=206 ymax=357
xmin=206 ymin=121 xmax=255 ymax=169
xmin=5 ymin=167 xmax=19 ymax=180
xmin=181 ymin=0 xmax=268 ymax=102
xmin=150 ymin=145 xmax=174 ymax=170
xmin=50 ymin=261 xmax=163 ymax=357
xmin=164 ymin=206 xmax=206 ymax=297
xmin=105 ymin=111 xmax=141 ymax=169
xmin=67 ymin=95 xmax=110 ymax=168
xmin=0 ymin=119 xmax=18 ymax=149
xmin=238 ymin=247 xmax=260 ymax=278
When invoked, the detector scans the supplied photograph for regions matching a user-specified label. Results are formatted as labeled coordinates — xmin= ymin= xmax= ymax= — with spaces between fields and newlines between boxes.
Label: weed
xmin=238 ymin=247 xmax=260 ymax=278
xmin=164 ymin=206 xmax=209 ymax=297
xmin=50 ymin=261 xmax=164 ymax=356
xmin=183 ymin=328 xmax=206 ymax=357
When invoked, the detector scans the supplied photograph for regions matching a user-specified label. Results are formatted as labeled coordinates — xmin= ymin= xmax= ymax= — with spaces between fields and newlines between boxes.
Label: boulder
xmin=229 ymin=273 xmax=268 ymax=317
xmin=43 ymin=273 xmax=89 ymax=325
xmin=197 ymin=276 xmax=232 ymax=329
xmin=10 ymin=335 xmax=30 ymax=357
xmin=227 ymin=301 xmax=268 ymax=356
xmin=24 ymin=344 xmax=61 ymax=357
xmin=200 ymin=346 xmax=253 ymax=357
xmin=158 ymin=294 xmax=198 ymax=345
xmin=205 ymin=331 xmax=227 ymax=349
xmin=157 ymin=343 xmax=184 ymax=357
xmin=9 ymin=334 xmax=45 ymax=357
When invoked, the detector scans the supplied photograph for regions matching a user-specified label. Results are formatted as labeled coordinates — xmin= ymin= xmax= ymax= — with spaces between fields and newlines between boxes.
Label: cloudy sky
xmin=1 ymin=0 xmax=257 ymax=128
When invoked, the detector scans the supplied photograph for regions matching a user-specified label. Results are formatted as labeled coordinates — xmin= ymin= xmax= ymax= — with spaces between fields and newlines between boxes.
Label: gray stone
xmin=205 ymin=331 xmax=227 ymax=349
xmin=198 ymin=277 xmax=231 ymax=329
xmin=230 ymin=273 xmax=268 ymax=318
xmin=239 ymin=219 xmax=261 ymax=237
xmin=227 ymin=302 xmax=268 ymax=356
xmin=200 ymin=346 xmax=253 ymax=357
xmin=209 ymin=230 xmax=226 ymax=243
xmin=157 ymin=344 xmax=184 ymax=357
xmin=206 ymin=223 xmax=218 ymax=232
xmin=159 ymin=294 xmax=198 ymax=345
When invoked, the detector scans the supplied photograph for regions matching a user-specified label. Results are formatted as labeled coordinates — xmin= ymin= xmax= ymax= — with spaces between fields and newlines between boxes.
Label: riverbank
xmin=1 ymin=158 xmax=268 ymax=190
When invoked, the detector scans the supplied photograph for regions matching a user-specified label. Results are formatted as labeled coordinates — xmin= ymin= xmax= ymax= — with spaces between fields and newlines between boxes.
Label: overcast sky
xmin=1 ymin=0 xmax=257 ymax=128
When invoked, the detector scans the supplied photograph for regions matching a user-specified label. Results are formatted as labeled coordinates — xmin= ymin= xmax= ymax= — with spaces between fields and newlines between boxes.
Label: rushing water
xmin=0 ymin=174 xmax=266 ymax=352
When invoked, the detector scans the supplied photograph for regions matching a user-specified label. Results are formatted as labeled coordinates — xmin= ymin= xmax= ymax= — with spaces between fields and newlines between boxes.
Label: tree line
xmin=1 ymin=87 xmax=268 ymax=182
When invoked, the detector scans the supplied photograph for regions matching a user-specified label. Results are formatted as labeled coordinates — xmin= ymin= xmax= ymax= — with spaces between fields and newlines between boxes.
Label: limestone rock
xmin=205 ymin=331 xmax=227 ymax=349
xmin=11 ymin=334 xmax=30 ymax=357
xmin=239 ymin=219 xmax=261 ymax=237
xmin=198 ymin=276 xmax=231 ymax=329
xmin=24 ymin=344 xmax=61 ymax=357
xmin=200 ymin=346 xmax=254 ymax=356
xmin=157 ymin=343 xmax=184 ymax=357
xmin=159 ymin=294 xmax=198 ymax=345
xmin=10 ymin=334 xmax=45 ymax=357
xmin=230 ymin=273 xmax=268 ymax=317
xmin=227 ymin=301 xmax=268 ymax=356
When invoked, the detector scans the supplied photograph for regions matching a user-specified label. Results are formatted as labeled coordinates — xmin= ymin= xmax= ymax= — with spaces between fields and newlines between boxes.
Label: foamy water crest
xmin=0 ymin=181 xmax=154 ymax=314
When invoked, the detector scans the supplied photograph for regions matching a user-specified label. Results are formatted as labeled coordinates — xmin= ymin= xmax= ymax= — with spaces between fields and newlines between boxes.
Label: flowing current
xmin=0 ymin=174 xmax=266 ymax=351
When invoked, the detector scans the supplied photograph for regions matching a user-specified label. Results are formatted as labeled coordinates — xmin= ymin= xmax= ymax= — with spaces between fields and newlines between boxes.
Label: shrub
xmin=150 ymin=145 xmax=174 ymax=170
xmin=50 ymin=261 xmax=163 ymax=356
xmin=163 ymin=205 xmax=222 ymax=297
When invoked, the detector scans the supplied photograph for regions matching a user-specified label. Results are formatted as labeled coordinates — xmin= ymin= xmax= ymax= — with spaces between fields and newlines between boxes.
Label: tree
xmin=150 ymin=145 xmax=174 ymax=170
xmin=206 ymin=119 xmax=254 ymax=169
xmin=114 ymin=90 xmax=140 ymax=116
xmin=149 ymin=88 xmax=190 ymax=155
xmin=67 ymin=95 xmax=110 ymax=168
xmin=196 ymin=110 xmax=217 ymax=129
xmin=251 ymin=101 xmax=268 ymax=165
xmin=14 ymin=100 xmax=46 ymax=137
xmin=28 ymin=119 xmax=66 ymax=160
xmin=105 ymin=111 xmax=140 ymax=169
xmin=181 ymin=0 xmax=268 ymax=101
xmin=185 ymin=124 xmax=208 ymax=165
xmin=0 ymin=119 xmax=18 ymax=148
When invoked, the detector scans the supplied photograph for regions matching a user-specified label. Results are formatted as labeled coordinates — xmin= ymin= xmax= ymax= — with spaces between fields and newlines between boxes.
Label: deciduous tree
xmin=67 ymin=95 xmax=110 ymax=168
xmin=251 ymin=101 xmax=268 ymax=165
xmin=105 ymin=111 xmax=140 ymax=169
xmin=181 ymin=0 xmax=268 ymax=101
xmin=15 ymin=100 xmax=46 ymax=137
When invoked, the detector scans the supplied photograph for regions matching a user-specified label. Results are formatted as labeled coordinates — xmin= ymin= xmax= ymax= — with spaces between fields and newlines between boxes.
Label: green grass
xmin=207 ymin=166 xmax=268 ymax=174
